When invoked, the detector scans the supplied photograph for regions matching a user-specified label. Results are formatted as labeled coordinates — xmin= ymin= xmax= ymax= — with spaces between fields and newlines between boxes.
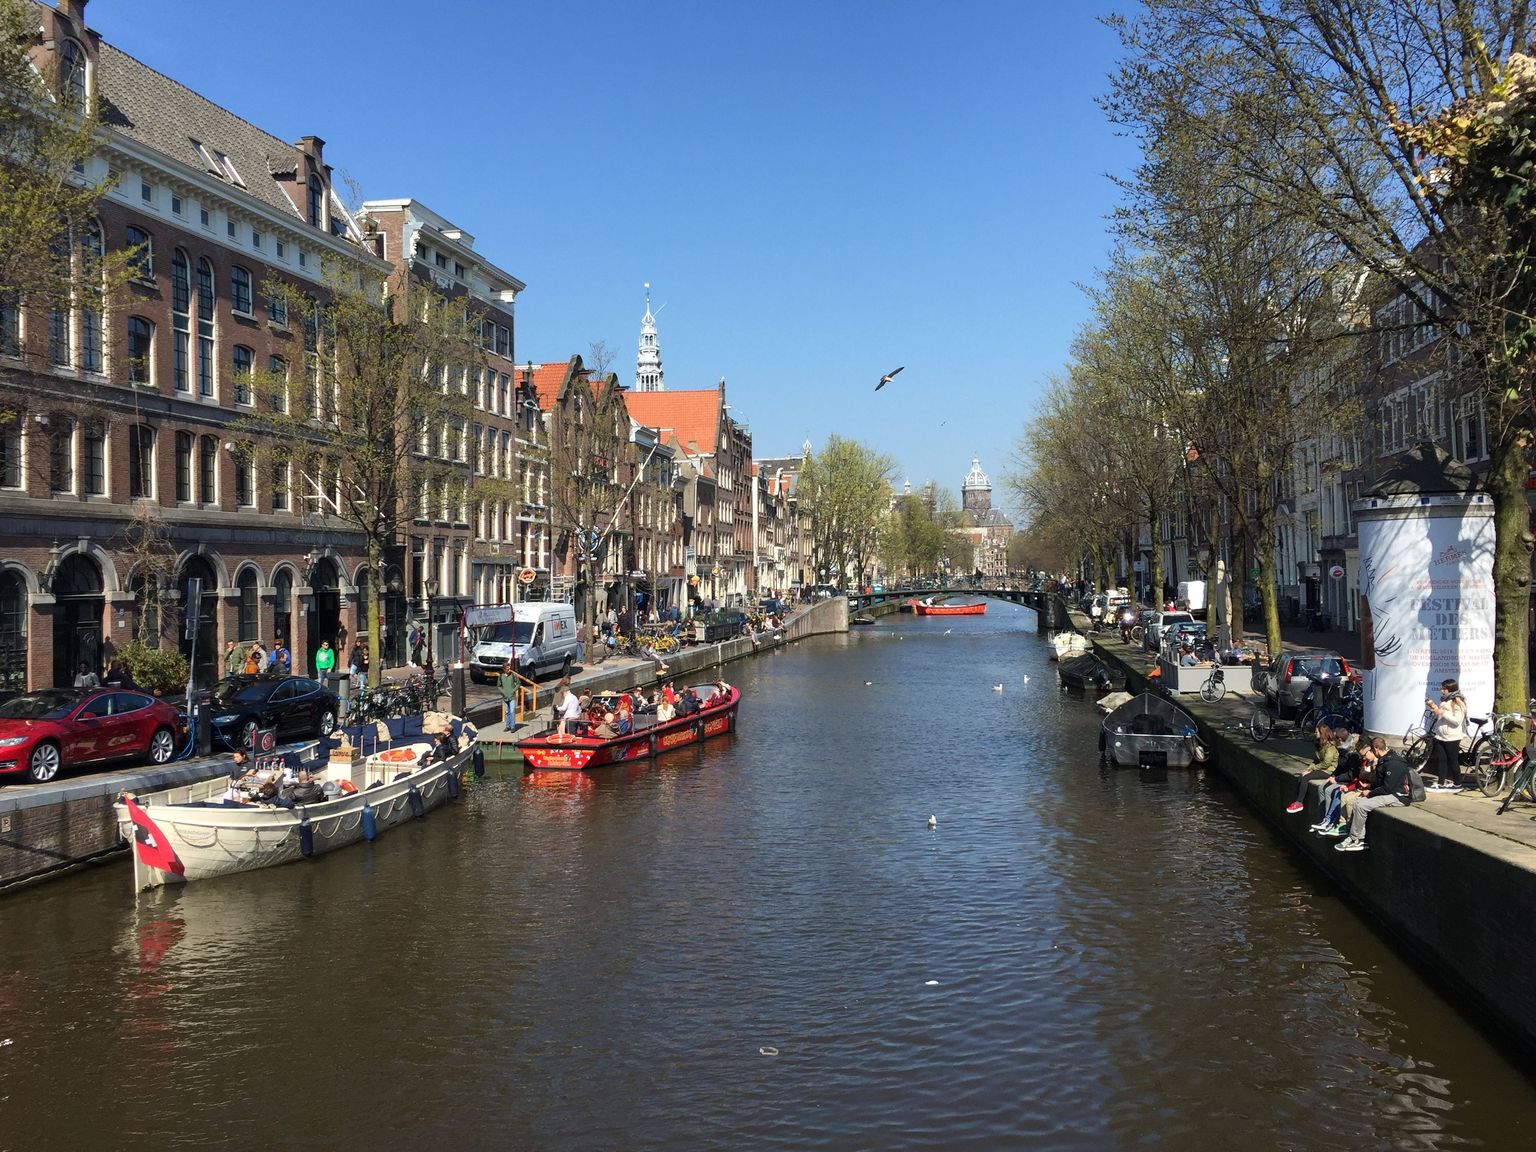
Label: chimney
xmin=296 ymin=135 xmax=326 ymax=166
xmin=57 ymin=0 xmax=89 ymax=24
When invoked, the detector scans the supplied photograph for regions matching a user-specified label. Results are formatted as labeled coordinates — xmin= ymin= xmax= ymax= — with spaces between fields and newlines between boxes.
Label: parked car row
xmin=0 ymin=673 xmax=343 ymax=787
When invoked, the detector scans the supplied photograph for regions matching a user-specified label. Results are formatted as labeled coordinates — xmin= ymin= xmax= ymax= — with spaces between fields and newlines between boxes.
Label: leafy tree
xmin=798 ymin=436 xmax=897 ymax=588
xmin=241 ymin=262 xmax=490 ymax=684
xmin=1105 ymin=0 xmax=1536 ymax=718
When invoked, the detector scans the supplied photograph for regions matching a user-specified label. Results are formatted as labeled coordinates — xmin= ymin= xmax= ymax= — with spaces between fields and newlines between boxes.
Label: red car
xmin=0 ymin=688 xmax=187 ymax=784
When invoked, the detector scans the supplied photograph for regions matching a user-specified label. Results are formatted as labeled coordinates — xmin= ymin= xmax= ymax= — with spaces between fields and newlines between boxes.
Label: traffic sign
xmin=518 ymin=568 xmax=536 ymax=585
xmin=1328 ymin=564 xmax=1345 ymax=580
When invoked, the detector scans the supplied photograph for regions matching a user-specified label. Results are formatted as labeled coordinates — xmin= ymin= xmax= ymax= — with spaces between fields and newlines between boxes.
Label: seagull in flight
xmin=874 ymin=366 xmax=905 ymax=392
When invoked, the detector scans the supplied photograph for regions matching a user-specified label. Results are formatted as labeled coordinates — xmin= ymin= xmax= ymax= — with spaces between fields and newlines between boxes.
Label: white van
xmin=1177 ymin=580 xmax=1207 ymax=616
xmin=469 ymin=602 xmax=579 ymax=683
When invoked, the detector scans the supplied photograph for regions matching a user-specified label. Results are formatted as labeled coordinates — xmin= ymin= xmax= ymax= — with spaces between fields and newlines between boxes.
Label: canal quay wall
xmin=0 ymin=597 xmax=851 ymax=894
xmin=1071 ymin=605 xmax=1536 ymax=1059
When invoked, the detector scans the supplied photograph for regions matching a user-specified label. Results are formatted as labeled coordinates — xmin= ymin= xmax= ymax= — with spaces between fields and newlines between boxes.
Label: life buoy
xmin=548 ymin=733 xmax=575 ymax=744
xmin=336 ymin=779 xmax=358 ymax=794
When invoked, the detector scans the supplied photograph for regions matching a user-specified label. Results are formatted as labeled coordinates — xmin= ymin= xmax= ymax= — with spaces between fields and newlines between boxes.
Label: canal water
xmin=2 ymin=605 xmax=1534 ymax=1150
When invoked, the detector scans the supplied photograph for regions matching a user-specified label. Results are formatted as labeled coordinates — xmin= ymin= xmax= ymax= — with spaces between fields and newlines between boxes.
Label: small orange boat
xmin=913 ymin=600 xmax=986 ymax=616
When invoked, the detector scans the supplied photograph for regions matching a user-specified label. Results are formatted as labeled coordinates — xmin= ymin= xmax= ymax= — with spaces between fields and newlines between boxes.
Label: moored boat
xmin=913 ymin=600 xmax=986 ymax=616
xmin=115 ymin=718 xmax=476 ymax=890
xmin=517 ymin=684 xmax=741 ymax=770
xmin=1100 ymin=692 xmax=1200 ymax=769
xmin=1050 ymin=632 xmax=1089 ymax=661
xmin=1058 ymin=653 xmax=1120 ymax=692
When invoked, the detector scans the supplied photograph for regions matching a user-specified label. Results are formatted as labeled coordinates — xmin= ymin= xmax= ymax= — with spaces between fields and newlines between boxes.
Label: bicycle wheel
xmin=1475 ymin=738 xmax=1514 ymax=797
xmin=1129 ymin=625 xmax=1143 ymax=645
xmin=1200 ymin=677 xmax=1224 ymax=703
xmin=1249 ymin=707 xmax=1273 ymax=742
xmin=1496 ymin=758 xmax=1534 ymax=814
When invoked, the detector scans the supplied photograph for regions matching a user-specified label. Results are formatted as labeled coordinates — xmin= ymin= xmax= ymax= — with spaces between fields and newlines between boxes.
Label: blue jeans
xmin=577 ymin=642 xmax=586 ymax=662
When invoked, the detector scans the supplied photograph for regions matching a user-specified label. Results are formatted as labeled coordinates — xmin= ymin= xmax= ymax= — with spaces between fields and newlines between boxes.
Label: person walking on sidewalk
xmin=1424 ymin=678 xmax=1467 ymax=791
xmin=1336 ymin=737 xmax=1414 ymax=852
xmin=314 ymin=641 xmax=335 ymax=681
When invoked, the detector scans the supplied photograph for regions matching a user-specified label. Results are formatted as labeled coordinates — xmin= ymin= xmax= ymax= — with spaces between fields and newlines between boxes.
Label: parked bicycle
xmin=1497 ymin=738 xmax=1536 ymax=815
xmin=1199 ymin=665 xmax=1226 ymax=703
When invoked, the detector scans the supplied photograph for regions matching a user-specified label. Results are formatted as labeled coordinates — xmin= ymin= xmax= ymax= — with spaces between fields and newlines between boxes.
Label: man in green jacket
xmin=314 ymin=641 xmax=335 ymax=680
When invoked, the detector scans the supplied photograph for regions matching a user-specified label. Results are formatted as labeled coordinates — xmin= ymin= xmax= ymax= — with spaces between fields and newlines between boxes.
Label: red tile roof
xmin=526 ymin=362 xmax=575 ymax=411
xmin=623 ymin=389 xmax=723 ymax=456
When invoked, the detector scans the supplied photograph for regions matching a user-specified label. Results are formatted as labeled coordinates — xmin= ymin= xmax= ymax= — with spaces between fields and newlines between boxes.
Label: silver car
xmin=1262 ymin=650 xmax=1353 ymax=718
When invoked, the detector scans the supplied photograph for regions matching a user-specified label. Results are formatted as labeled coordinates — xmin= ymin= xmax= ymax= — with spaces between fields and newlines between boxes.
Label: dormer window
xmin=59 ymin=40 xmax=86 ymax=111
xmin=190 ymin=139 xmax=245 ymax=187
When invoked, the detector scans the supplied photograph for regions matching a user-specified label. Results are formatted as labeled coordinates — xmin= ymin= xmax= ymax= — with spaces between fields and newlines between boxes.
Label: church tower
xmin=635 ymin=283 xmax=665 ymax=392
xmin=962 ymin=457 xmax=992 ymax=518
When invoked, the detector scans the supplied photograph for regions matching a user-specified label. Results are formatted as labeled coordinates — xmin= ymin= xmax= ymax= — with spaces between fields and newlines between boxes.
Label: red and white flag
xmin=124 ymin=797 xmax=184 ymax=877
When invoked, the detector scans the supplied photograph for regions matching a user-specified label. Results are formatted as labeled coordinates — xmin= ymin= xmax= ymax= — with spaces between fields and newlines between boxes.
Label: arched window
xmin=307 ymin=172 xmax=323 ymax=228
xmin=174 ymin=430 xmax=192 ymax=502
xmin=234 ymin=442 xmax=254 ymax=507
xmin=268 ymin=355 xmax=288 ymax=414
xmin=171 ymin=249 xmax=190 ymax=391
xmin=271 ymin=445 xmax=290 ymax=511
xmin=128 ymin=424 xmax=155 ymax=499
xmin=78 ymin=225 xmax=103 ymax=372
xmin=231 ymin=265 xmax=252 ymax=315
xmin=59 ymin=40 xmax=86 ymax=111
xmin=273 ymin=569 xmax=292 ymax=650
xmin=0 ymin=568 xmax=26 ymax=692
xmin=127 ymin=316 xmax=153 ymax=385
xmin=125 ymin=224 xmax=153 ymax=281
xmin=237 ymin=567 xmax=259 ymax=642
xmin=232 ymin=344 xmax=253 ymax=405
xmin=195 ymin=257 xmax=215 ymax=397
xmin=198 ymin=434 xmax=217 ymax=504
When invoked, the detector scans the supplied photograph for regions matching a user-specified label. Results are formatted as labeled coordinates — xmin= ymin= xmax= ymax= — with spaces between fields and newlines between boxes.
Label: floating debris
xmin=759 ymin=1046 xmax=779 ymax=1057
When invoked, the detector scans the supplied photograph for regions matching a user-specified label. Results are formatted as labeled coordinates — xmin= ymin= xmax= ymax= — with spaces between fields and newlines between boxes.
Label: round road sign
xmin=1328 ymin=564 xmax=1345 ymax=580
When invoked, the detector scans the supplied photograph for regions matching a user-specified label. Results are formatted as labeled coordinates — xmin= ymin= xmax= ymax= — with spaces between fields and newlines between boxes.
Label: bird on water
xmin=874 ymin=366 xmax=905 ymax=391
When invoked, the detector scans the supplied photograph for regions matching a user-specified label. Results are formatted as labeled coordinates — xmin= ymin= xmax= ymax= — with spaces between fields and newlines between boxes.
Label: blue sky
xmin=105 ymin=0 xmax=1135 ymax=510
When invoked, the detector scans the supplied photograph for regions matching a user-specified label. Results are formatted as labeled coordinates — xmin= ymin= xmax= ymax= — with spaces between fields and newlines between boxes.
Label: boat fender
xmin=408 ymin=784 xmax=425 ymax=819
xmin=472 ymin=746 xmax=486 ymax=778
xmin=446 ymin=768 xmax=461 ymax=800
xmin=299 ymin=815 xmax=314 ymax=858
xmin=337 ymin=779 xmax=358 ymax=795
xmin=361 ymin=802 xmax=377 ymax=842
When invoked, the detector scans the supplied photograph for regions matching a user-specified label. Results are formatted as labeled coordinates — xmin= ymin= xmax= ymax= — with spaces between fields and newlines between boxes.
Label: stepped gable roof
xmin=95 ymin=43 xmax=308 ymax=219
xmin=1367 ymin=441 xmax=1478 ymax=497
xmin=624 ymin=389 xmax=722 ymax=456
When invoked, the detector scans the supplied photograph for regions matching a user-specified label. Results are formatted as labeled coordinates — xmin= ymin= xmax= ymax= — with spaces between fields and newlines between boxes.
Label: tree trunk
xmin=1486 ymin=418 xmax=1533 ymax=723
xmin=1230 ymin=524 xmax=1249 ymax=646
xmin=1255 ymin=521 xmax=1282 ymax=659
xmin=1147 ymin=493 xmax=1164 ymax=607
xmin=366 ymin=534 xmax=382 ymax=687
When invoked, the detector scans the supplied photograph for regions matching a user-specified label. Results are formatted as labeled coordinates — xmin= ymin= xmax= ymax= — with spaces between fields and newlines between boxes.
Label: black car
xmin=202 ymin=675 xmax=339 ymax=749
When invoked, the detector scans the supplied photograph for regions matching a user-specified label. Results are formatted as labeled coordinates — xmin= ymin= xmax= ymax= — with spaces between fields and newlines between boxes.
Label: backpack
xmin=1405 ymin=765 xmax=1427 ymax=804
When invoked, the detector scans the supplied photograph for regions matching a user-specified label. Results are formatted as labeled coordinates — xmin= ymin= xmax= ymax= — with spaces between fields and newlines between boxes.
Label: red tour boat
xmin=516 ymin=684 xmax=741 ymax=770
xmin=913 ymin=600 xmax=986 ymax=616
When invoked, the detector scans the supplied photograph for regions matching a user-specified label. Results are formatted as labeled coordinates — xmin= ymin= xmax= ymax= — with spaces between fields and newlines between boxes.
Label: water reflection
xmin=0 ymin=606 xmax=1532 ymax=1150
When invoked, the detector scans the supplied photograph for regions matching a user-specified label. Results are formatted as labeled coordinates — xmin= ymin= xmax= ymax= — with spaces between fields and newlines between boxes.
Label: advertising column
xmin=1355 ymin=491 xmax=1495 ymax=738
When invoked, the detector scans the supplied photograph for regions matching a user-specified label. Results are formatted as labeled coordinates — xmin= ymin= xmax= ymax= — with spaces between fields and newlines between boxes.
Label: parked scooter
xmin=1118 ymin=607 xmax=1139 ymax=644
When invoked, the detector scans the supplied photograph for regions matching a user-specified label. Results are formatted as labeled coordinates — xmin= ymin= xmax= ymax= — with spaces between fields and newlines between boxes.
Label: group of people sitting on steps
xmin=1282 ymin=679 xmax=1464 ymax=852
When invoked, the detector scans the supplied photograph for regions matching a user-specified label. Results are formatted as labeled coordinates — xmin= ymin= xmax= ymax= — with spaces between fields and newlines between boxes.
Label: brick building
xmin=0 ymin=0 xmax=379 ymax=689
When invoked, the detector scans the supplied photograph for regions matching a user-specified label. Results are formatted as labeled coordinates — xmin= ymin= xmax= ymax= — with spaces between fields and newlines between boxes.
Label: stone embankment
xmin=1067 ymin=602 xmax=1536 ymax=1059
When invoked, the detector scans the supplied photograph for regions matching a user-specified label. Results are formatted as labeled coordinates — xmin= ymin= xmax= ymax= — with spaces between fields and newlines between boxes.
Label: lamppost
xmin=423 ymin=575 xmax=437 ymax=687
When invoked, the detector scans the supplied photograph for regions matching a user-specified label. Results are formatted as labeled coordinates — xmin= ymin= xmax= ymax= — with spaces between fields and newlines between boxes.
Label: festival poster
xmin=1356 ymin=503 xmax=1495 ymax=738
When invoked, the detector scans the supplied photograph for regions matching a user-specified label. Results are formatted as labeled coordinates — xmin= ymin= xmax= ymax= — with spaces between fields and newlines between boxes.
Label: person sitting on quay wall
xmin=1311 ymin=734 xmax=1369 ymax=837
xmin=1335 ymin=737 xmax=1415 ymax=852
xmin=1286 ymin=725 xmax=1341 ymax=815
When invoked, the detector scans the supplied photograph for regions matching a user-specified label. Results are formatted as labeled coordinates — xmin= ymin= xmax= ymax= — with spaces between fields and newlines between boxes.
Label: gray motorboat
xmin=1100 ymin=691 xmax=1201 ymax=768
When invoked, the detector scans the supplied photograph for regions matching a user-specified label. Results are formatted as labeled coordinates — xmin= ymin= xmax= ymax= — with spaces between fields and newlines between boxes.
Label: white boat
xmin=114 ymin=727 xmax=475 ymax=890
xmin=1051 ymin=632 xmax=1089 ymax=661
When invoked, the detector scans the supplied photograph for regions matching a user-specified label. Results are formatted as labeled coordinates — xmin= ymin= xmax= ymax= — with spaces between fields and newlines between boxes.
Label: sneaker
xmin=1308 ymin=820 xmax=1329 ymax=832
xmin=1317 ymin=823 xmax=1348 ymax=837
xmin=1335 ymin=837 xmax=1367 ymax=852
xmin=1285 ymin=802 xmax=1305 ymax=814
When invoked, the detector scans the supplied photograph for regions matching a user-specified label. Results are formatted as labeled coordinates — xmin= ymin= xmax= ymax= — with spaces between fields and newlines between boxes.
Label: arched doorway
xmin=52 ymin=554 xmax=104 ymax=688
xmin=382 ymin=563 xmax=407 ymax=668
xmin=273 ymin=569 xmax=293 ymax=653
xmin=0 ymin=569 xmax=27 ymax=692
xmin=305 ymin=558 xmax=340 ymax=678
xmin=178 ymin=556 xmax=218 ymax=690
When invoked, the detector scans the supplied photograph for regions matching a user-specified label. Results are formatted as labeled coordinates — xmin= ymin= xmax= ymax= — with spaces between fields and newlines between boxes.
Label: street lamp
xmin=423 ymin=575 xmax=438 ymax=685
